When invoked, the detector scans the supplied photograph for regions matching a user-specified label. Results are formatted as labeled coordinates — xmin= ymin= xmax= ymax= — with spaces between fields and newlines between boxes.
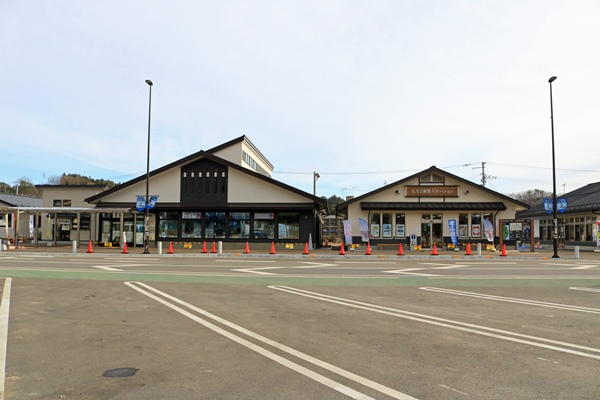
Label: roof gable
xmin=337 ymin=165 xmax=529 ymax=212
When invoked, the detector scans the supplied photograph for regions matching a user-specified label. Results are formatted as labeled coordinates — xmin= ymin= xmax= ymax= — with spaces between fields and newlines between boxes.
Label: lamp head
xmin=548 ymin=76 xmax=557 ymax=83
xmin=145 ymin=80 xmax=153 ymax=86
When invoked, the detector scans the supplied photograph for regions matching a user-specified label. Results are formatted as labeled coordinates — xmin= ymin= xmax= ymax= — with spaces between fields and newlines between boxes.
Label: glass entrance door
xmin=421 ymin=214 xmax=443 ymax=248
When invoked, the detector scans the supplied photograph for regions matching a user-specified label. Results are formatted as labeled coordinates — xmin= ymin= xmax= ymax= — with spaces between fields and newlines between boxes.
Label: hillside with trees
xmin=0 ymin=173 xmax=120 ymax=196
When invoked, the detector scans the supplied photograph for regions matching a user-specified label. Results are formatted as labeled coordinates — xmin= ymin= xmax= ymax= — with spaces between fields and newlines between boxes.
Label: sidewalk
xmin=2 ymin=242 xmax=600 ymax=260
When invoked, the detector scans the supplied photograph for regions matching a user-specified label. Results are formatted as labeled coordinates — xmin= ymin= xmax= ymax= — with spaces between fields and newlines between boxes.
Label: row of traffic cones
xmin=86 ymin=239 xmax=508 ymax=257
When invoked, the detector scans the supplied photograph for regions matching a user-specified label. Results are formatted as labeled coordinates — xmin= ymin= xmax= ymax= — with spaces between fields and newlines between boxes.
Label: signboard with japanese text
xmin=405 ymin=186 xmax=459 ymax=197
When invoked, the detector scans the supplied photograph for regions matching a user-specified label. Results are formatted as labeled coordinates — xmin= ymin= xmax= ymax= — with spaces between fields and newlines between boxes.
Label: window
xmin=53 ymin=200 xmax=62 ymax=207
xmin=471 ymin=214 xmax=481 ymax=237
xmin=419 ymin=173 xmax=444 ymax=183
xmin=206 ymin=212 xmax=226 ymax=239
xmin=182 ymin=212 xmax=202 ymax=238
xmin=253 ymin=213 xmax=274 ymax=239
xmin=382 ymin=213 xmax=392 ymax=238
xmin=158 ymin=212 xmax=178 ymax=238
xmin=229 ymin=212 xmax=250 ymax=239
xmin=370 ymin=213 xmax=381 ymax=238
xmin=395 ymin=213 xmax=405 ymax=238
xmin=458 ymin=213 xmax=469 ymax=238
xmin=278 ymin=213 xmax=300 ymax=239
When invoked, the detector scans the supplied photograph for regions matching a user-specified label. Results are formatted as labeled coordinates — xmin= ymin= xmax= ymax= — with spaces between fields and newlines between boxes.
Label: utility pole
xmin=466 ymin=162 xmax=496 ymax=187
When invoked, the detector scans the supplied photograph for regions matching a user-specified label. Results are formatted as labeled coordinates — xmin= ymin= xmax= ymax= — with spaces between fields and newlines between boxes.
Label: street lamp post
xmin=143 ymin=79 xmax=153 ymax=254
xmin=548 ymin=76 xmax=559 ymax=258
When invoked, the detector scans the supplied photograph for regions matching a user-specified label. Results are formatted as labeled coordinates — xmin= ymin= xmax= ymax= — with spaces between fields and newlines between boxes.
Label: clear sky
xmin=1 ymin=0 xmax=598 ymax=199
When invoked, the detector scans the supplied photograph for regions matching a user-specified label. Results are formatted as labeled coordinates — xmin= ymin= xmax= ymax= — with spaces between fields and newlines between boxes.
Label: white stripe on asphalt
xmin=125 ymin=281 xmax=417 ymax=400
xmin=570 ymin=287 xmax=600 ymax=293
xmin=270 ymin=285 xmax=600 ymax=360
xmin=90 ymin=265 xmax=123 ymax=271
xmin=420 ymin=287 xmax=600 ymax=314
xmin=0 ymin=278 xmax=12 ymax=400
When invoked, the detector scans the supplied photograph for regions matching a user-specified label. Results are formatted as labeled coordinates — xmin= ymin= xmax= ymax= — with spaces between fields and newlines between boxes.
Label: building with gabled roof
xmin=336 ymin=166 xmax=530 ymax=249
xmin=84 ymin=135 xmax=326 ymax=249
xmin=516 ymin=181 xmax=600 ymax=250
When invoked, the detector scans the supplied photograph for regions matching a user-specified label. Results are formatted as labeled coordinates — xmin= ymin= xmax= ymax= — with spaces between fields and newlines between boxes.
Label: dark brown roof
xmin=517 ymin=181 xmax=600 ymax=218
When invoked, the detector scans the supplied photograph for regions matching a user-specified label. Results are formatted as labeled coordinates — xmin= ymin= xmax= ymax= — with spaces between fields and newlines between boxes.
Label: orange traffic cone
xmin=465 ymin=243 xmax=473 ymax=255
xmin=86 ymin=240 xmax=94 ymax=254
xmin=339 ymin=242 xmax=346 ymax=256
xmin=365 ymin=242 xmax=372 ymax=255
xmin=167 ymin=241 xmax=174 ymax=254
xmin=431 ymin=243 xmax=438 ymax=256
xmin=211 ymin=241 xmax=217 ymax=253
xmin=121 ymin=241 xmax=129 ymax=254
xmin=397 ymin=243 xmax=404 ymax=256
xmin=244 ymin=242 xmax=250 ymax=254
xmin=500 ymin=244 xmax=507 ymax=257
xmin=303 ymin=242 xmax=309 ymax=255
xmin=202 ymin=241 xmax=208 ymax=253
xmin=270 ymin=242 xmax=276 ymax=254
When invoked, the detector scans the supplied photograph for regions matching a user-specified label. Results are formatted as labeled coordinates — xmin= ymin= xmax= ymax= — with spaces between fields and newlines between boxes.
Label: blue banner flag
xmin=136 ymin=196 xmax=146 ymax=212
xmin=448 ymin=219 xmax=458 ymax=246
xmin=146 ymin=195 xmax=159 ymax=210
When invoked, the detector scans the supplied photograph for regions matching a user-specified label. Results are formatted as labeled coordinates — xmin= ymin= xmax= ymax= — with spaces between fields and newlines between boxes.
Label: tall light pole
xmin=143 ymin=79 xmax=153 ymax=254
xmin=313 ymin=172 xmax=320 ymax=196
xmin=548 ymin=76 xmax=559 ymax=258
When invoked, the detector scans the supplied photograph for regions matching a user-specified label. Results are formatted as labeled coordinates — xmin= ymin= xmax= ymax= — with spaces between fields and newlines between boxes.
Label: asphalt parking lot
xmin=0 ymin=253 xmax=599 ymax=399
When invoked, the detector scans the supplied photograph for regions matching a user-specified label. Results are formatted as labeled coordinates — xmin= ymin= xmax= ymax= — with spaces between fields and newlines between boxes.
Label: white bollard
xmin=157 ymin=242 xmax=162 ymax=254
xmin=477 ymin=243 xmax=482 ymax=255
xmin=574 ymin=246 xmax=580 ymax=260
xmin=0 ymin=239 xmax=2 ymax=252
xmin=72 ymin=240 xmax=77 ymax=254
xmin=218 ymin=241 xmax=223 ymax=254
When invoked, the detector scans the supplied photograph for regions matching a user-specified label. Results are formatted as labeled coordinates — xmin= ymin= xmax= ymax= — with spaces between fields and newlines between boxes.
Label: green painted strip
xmin=0 ymin=268 xmax=598 ymax=288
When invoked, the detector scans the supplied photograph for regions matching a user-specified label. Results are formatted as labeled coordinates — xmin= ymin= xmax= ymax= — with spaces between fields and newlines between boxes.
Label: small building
xmin=34 ymin=185 xmax=108 ymax=243
xmin=516 ymin=181 xmax=600 ymax=250
xmin=0 ymin=193 xmax=42 ymax=242
xmin=336 ymin=166 xmax=530 ymax=249
xmin=85 ymin=136 xmax=327 ymax=248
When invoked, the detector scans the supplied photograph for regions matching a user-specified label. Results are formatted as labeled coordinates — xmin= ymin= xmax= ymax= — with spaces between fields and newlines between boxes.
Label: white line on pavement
xmin=270 ymin=286 xmax=600 ymax=360
xmin=383 ymin=269 xmax=439 ymax=277
xmin=0 ymin=278 xmax=12 ymax=400
xmin=420 ymin=287 xmax=600 ymax=314
xmin=570 ymin=287 xmax=600 ymax=293
xmin=125 ymin=281 xmax=417 ymax=400
xmin=90 ymin=265 xmax=123 ymax=271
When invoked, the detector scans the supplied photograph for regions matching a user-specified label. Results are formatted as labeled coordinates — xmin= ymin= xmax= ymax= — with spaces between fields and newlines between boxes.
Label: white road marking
xmin=433 ymin=264 xmax=469 ymax=270
xmin=420 ymin=287 xmax=600 ymax=314
xmin=383 ymin=269 xmax=440 ymax=277
xmin=270 ymin=286 xmax=600 ymax=360
xmin=439 ymin=384 xmax=471 ymax=396
xmin=570 ymin=287 xmax=600 ymax=293
xmin=125 ymin=281 xmax=417 ymax=400
xmin=232 ymin=267 xmax=278 ymax=275
xmin=296 ymin=262 xmax=337 ymax=268
xmin=215 ymin=260 xmax=275 ymax=263
xmin=90 ymin=265 xmax=123 ymax=271
xmin=0 ymin=278 xmax=12 ymax=400
xmin=334 ymin=261 xmax=396 ymax=264
xmin=571 ymin=265 xmax=599 ymax=270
